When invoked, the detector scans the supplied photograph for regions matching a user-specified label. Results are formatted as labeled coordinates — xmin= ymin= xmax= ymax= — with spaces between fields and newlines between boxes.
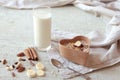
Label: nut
xmin=14 ymin=62 xmax=18 ymax=65
xmin=2 ymin=59 xmax=7 ymax=65
xmin=15 ymin=62 xmax=25 ymax=72
xmin=6 ymin=66 xmax=11 ymax=71
xmin=21 ymin=58 xmax=26 ymax=61
xmin=15 ymin=62 xmax=22 ymax=69
xmin=6 ymin=65 xmax=14 ymax=71
xmin=9 ymin=66 xmax=14 ymax=70
xmin=17 ymin=57 xmax=26 ymax=61
xmin=17 ymin=52 xmax=25 ymax=57
xmin=17 ymin=67 xmax=25 ymax=72
xmin=12 ymin=65 xmax=15 ymax=69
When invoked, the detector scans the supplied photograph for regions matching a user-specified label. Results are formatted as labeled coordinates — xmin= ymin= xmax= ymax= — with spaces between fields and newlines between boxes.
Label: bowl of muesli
xmin=59 ymin=36 xmax=90 ymax=66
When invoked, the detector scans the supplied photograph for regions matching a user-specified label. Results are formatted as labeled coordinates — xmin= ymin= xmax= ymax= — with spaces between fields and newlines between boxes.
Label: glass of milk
xmin=33 ymin=7 xmax=51 ymax=51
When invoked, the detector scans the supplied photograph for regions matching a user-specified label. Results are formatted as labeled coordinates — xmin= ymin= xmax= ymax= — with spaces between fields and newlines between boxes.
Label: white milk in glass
xmin=33 ymin=8 xmax=51 ymax=51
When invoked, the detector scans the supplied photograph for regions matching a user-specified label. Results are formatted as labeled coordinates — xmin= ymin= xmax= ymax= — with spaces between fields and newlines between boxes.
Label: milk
xmin=33 ymin=12 xmax=51 ymax=51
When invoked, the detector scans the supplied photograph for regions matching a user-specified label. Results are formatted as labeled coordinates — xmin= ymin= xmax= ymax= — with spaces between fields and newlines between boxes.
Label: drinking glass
xmin=33 ymin=7 xmax=51 ymax=51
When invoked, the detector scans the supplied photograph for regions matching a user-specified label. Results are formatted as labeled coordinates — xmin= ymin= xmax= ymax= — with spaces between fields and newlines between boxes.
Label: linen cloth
xmin=74 ymin=0 xmax=120 ymax=17
xmin=0 ymin=0 xmax=74 ymax=9
xmin=0 ymin=0 xmax=119 ymax=11
xmin=47 ymin=15 xmax=120 ymax=79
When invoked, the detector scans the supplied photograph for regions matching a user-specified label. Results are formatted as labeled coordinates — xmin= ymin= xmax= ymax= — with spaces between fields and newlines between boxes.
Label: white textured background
xmin=0 ymin=5 xmax=119 ymax=80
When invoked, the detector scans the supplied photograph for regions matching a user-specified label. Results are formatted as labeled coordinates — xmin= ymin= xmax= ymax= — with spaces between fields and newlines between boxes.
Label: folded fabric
xmin=0 ymin=0 xmax=74 ymax=9
xmin=48 ymin=15 xmax=120 ymax=79
xmin=0 ymin=0 xmax=119 ymax=12
xmin=74 ymin=0 xmax=120 ymax=17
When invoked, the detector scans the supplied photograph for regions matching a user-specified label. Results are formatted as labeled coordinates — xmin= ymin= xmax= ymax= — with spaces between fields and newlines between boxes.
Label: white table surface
xmin=0 ymin=5 xmax=120 ymax=80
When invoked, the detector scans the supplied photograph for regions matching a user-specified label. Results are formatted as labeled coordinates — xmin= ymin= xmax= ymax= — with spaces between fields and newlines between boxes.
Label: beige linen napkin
xmin=48 ymin=16 xmax=120 ymax=79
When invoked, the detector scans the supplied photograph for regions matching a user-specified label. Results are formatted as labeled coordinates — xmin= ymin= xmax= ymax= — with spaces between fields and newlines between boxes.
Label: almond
xmin=17 ymin=67 xmax=25 ymax=72
xmin=2 ymin=59 xmax=7 ymax=65
xmin=17 ymin=52 xmax=25 ymax=57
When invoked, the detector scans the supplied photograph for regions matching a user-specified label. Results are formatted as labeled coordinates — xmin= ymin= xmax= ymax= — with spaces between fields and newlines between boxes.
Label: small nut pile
xmin=0 ymin=47 xmax=47 ymax=78
xmin=65 ymin=40 xmax=89 ymax=52
xmin=5 ymin=61 xmax=26 ymax=72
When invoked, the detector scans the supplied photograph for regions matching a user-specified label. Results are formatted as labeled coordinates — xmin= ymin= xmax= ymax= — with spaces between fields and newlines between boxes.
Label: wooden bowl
xmin=59 ymin=36 xmax=90 ymax=66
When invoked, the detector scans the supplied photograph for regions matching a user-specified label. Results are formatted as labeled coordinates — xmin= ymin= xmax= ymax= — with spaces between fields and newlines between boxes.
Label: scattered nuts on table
xmin=0 ymin=47 xmax=47 ymax=79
